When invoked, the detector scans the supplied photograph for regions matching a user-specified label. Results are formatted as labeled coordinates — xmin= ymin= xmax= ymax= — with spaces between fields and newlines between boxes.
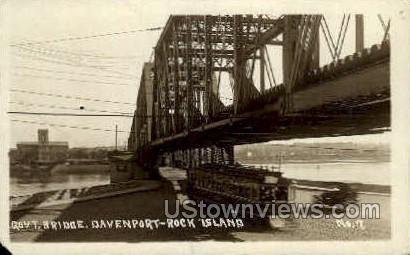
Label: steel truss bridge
xmin=127 ymin=14 xmax=390 ymax=175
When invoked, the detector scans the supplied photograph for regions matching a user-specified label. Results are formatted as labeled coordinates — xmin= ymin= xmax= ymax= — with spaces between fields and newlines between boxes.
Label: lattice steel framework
xmin=151 ymin=15 xmax=317 ymax=141
xmin=129 ymin=14 xmax=390 ymax=173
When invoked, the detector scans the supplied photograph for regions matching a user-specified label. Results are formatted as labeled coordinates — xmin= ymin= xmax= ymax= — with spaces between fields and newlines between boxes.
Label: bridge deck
xmin=151 ymin=43 xmax=390 ymax=150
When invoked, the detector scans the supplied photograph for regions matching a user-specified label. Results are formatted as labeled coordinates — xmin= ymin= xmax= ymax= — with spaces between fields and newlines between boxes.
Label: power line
xmin=12 ymin=66 xmax=136 ymax=81
xmin=14 ymin=45 xmax=140 ymax=67
xmin=14 ymin=44 xmax=142 ymax=59
xmin=8 ymin=110 xmax=152 ymax=119
xmin=12 ymin=52 xmax=138 ymax=79
xmin=9 ymin=27 xmax=163 ymax=46
xmin=12 ymin=47 xmax=130 ymax=69
xmin=12 ymin=73 xmax=135 ymax=87
xmin=8 ymin=101 xmax=134 ymax=115
xmin=8 ymin=112 xmax=134 ymax=118
xmin=10 ymin=119 xmax=134 ymax=133
xmin=9 ymin=88 xmax=135 ymax=105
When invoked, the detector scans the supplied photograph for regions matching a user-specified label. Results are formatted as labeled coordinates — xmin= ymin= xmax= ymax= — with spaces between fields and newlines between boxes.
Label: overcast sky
xmin=2 ymin=0 xmax=392 ymax=148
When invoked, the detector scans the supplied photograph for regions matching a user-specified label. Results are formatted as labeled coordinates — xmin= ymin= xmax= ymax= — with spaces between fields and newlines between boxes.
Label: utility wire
xmin=10 ymin=119 xmax=134 ymax=133
xmin=14 ymin=44 xmax=142 ymax=59
xmin=8 ymin=101 xmax=134 ymax=115
xmin=9 ymin=88 xmax=135 ymax=105
xmin=9 ymin=27 xmax=163 ymax=46
xmin=12 ymin=73 xmax=135 ymax=87
xmin=12 ymin=52 xmax=138 ymax=79
xmin=12 ymin=66 xmax=136 ymax=81
xmin=8 ymin=112 xmax=134 ymax=117
xmin=8 ymin=111 xmax=151 ymax=119
xmin=14 ymin=45 xmax=140 ymax=67
xmin=13 ymin=49 xmax=137 ymax=71
xmin=13 ymin=46 xmax=136 ymax=67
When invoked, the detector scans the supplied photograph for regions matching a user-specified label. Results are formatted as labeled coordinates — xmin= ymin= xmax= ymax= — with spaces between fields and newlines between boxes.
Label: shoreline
xmin=9 ymin=175 xmax=391 ymax=242
xmin=244 ymin=159 xmax=390 ymax=164
xmin=10 ymin=180 xmax=162 ymax=212
xmin=10 ymin=177 xmax=390 ymax=212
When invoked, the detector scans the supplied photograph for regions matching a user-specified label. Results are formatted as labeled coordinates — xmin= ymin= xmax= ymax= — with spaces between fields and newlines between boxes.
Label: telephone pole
xmin=115 ymin=124 xmax=118 ymax=151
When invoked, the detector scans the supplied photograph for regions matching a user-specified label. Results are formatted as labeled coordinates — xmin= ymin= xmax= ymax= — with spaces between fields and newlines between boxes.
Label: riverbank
xmin=10 ymin=177 xmax=390 ymax=211
xmin=10 ymin=168 xmax=391 ymax=242
xmin=10 ymin=180 xmax=161 ymax=211
xmin=10 ymin=163 xmax=109 ymax=176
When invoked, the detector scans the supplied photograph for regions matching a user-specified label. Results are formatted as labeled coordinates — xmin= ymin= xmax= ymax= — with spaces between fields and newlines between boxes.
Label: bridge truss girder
xmin=152 ymin=15 xmax=305 ymax=142
xmin=130 ymin=15 xmax=389 ymax=174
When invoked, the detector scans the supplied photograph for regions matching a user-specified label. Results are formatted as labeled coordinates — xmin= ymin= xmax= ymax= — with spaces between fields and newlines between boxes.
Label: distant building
xmin=8 ymin=148 xmax=19 ymax=165
xmin=16 ymin=129 xmax=69 ymax=164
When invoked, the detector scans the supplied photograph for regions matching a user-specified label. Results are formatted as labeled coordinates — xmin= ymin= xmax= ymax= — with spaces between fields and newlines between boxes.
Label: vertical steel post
xmin=225 ymin=145 xmax=234 ymax=165
xmin=310 ymin=22 xmax=320 ymax=70
xmin=282 ymin=15 xmax=298 ymax=89
xmin=186 ymin=17 xmax=193 ymax=131
xmin=210 ymin=146 xmax=215 ymax=164
xmin=134 ymin=111 xmax=137 ymax=150
xmin=233 ymin=15 xmax=242 ymax=115
xmin=153 ymin=50 xmax=160 ymax=140
xmin=260 ymin=47 xmax=265 ymax=92
xmin=162 ymin=42 xmax=171 ymax=137
xmin=282 ymin=15 xmax=300 ymax=113
xmin=355 ymin=14 xmax=364 ymax=52
xmin=115 ymin=124 xmax=118 ymax=150
xmin=204 ymin=15 xmax=212 ymax=122
xmin=172 ymin=21 xmax=180 ymax=133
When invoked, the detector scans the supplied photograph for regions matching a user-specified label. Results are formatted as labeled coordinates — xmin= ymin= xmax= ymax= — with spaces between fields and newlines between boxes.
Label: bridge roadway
xmin=151 ymin=42 xmax=390 ymax=151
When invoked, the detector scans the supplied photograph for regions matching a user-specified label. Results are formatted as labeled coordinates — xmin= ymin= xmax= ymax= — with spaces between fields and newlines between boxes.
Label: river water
xmin=10 ymin=172 xmax=110 ymax=196
xmin=10 ymin=161 xmax=390 ymax=196
xmin=247 ymin=161 xmax=390 ymax=186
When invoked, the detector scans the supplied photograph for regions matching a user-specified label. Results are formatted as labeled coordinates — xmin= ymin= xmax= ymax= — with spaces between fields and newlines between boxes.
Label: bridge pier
xmin=109 ymin=151 xmax=155 ymax=183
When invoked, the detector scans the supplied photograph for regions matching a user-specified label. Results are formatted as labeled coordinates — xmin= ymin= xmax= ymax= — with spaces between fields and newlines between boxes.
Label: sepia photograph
xmin=0 ymin=0 xmax=409 ymax=254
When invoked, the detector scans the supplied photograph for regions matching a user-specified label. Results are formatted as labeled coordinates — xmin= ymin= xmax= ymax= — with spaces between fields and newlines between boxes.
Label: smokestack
xmin=38 ymin=129 xmax=49 ymax=145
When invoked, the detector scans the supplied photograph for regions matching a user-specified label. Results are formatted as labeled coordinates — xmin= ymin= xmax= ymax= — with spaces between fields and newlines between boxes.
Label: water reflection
xmin=10 ymin=164 xmax=110 ymax=196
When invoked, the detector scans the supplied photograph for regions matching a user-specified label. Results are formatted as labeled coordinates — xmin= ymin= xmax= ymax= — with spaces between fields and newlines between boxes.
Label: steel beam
xmin=355 ymin=14 xmax=364 ymax=52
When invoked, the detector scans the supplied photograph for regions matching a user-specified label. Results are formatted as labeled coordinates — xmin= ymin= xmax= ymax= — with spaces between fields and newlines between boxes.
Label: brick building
xmin=16 ymin=129 xmax=69 ymax=164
